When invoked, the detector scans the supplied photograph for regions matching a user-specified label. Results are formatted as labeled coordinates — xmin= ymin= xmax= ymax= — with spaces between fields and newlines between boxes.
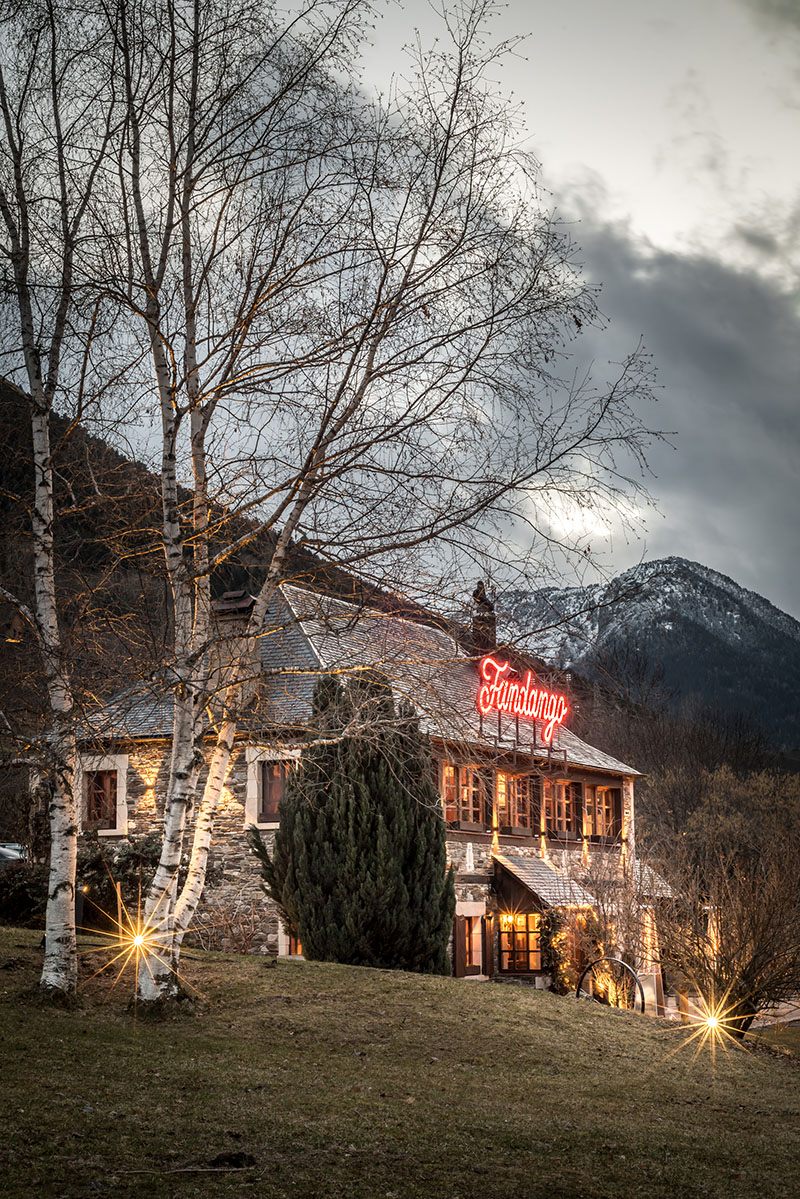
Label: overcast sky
xmin=359 ymin=0 xmax=800 ymax=618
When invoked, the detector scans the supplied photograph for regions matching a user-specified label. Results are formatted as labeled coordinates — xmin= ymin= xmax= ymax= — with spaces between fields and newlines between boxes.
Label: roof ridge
xmin=279 ymin=580 xmax=464 ymax=657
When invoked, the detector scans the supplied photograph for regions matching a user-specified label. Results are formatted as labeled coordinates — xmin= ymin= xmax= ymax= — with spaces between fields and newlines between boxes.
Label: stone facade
xmin=77 ymin=733 xmax=638 ymax=975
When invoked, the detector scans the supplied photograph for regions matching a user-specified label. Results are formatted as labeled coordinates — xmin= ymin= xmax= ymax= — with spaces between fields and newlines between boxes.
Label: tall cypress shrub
xmin=249 ymin=674 xmax=455 ymax=974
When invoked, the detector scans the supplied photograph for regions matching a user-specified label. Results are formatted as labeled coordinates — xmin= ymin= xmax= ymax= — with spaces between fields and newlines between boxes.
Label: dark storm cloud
xmin=732 ymin=195 xmax=800 ymax=271
xmin=733 ymin=225 xmax=782 ymax=258
xmin=737 ymin=0 xmax=800 ymax=33
xmin=556 ymin=204 xmax=800 ymax=618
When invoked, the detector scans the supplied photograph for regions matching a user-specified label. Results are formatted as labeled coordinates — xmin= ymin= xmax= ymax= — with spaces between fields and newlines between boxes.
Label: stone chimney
xmin=209 ymin=589 xmax=258 ymax=708
xmin=472 ymin=580 xmax=496 ymax=650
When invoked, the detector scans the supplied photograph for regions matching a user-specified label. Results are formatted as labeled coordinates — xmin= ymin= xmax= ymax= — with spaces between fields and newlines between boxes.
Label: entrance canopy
xmin=494 ymin=852 xmax=596 ymax=910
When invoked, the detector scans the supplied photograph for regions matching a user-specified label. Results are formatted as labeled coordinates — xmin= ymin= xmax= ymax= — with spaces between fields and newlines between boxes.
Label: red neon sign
xmin=477 ymin=656 xmax=568 ymax=744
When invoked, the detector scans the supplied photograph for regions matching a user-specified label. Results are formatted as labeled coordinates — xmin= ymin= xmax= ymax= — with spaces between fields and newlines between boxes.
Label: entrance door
xmin=453 ymin=915 xmax=483 ymax=977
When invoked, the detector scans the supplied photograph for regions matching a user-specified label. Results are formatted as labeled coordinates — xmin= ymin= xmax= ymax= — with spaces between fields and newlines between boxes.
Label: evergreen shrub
xmin=0 ymin=834 xmax=220 ymax=931
xmin=249 ymin=674 xmax=455 ymax=974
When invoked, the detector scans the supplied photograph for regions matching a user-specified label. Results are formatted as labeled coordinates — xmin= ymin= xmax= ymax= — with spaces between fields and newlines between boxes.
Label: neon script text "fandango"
xmin=477 ymin=656 xmax=568 ymax=744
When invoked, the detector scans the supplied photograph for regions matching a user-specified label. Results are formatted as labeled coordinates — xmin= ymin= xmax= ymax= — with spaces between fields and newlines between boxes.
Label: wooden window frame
xmin=84 ymin=770 xmax=117 ymax=831
xmin=453 ymin=909 xmax=485 ymax=977
xmin=459 ymin=766 xmax=485 ymax=828
xmin=442 ymin=762 xmax=458 ymax=824
xmin=277 ymin=924 xmax=304 ymax=958
xmin=257 ymin=760 xmax=292 ymax=824
xmin=440 ymin=762 xmax=488 ymax=831
xmin=496 ymin=772 xmax=533 ymax=836
xmin=583 ymin=783 xmax=623 ymax=840
xmin=245 ymin=747 xmax=300 ymax=829
xmin=77 ymin=754 xmax=128 ymax=837
xmin=464 ymin=915 xmax=478 ymax=972
xmin=543 ymin=779 xmax=581 ymax=839
xmin=499 ymin=911 xmax=542 ymax=973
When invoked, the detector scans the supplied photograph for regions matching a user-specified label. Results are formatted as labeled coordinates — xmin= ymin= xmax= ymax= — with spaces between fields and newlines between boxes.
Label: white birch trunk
xmin=40 ymin=732 xmax=77 ymax=992
xmin=169 ymin=504 xmax=313 ymax=944
xmin=29 ymin=403 xmax=79 ymax=991
xmin=174 ymin=720 xmax=235 ymax=938
xmin=0 ymin=1 xmax=117 ymax=994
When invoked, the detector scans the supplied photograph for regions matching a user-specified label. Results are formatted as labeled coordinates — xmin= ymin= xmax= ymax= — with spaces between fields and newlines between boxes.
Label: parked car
xmin=0 ymin=844 xmax=24 ymax=870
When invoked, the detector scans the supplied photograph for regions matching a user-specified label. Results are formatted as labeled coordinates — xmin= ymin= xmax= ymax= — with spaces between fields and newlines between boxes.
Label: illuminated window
xmin=583 ymin=785 xmax=621 ymax=838
xmin=440 ymin=763 xmax=487 ymax=827
xmin=497 ymin=773 xmax=532 ymax=831
xmin=499 ymin=912 xmax=541 ymax=972
xmin=84 ymin=770 xmax=117 ymax=831
xmin=464 ymin=916 xmax=475 ymax=968
xmin=459 ymin=767 xmax=484 ymax=824
xmin=277 ymin=924 xmax=304 ymax=959
xmin=258 ymin=761 xmax=292 ymax=823
xmin=543 ymin=780 xmax=580 ymax=835
xmin=497 ymin=773 xmax=509 ymax=826
xmin=442 ymin=763 xmax=458 ymax=823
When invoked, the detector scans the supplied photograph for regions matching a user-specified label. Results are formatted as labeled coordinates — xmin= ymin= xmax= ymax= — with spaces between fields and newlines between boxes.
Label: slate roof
xmin=83 ymin=582 xmax=641 ymax=779
xmin=494 ymin=852 xmax=598 ymax=908
xmin=256 ymin=594 xmax=321 ymax=727
xmin=633 ymin=860 xmax=674 ymax=899
xmin=81 ymin=684 xmax=175 ymax=741
xmin=280 ymin=583 xmax=640 ymax=777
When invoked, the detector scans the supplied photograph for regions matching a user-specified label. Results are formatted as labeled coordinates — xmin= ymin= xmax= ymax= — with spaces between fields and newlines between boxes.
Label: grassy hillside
xmin=1 ymin=929 xmax=798 ymax=1198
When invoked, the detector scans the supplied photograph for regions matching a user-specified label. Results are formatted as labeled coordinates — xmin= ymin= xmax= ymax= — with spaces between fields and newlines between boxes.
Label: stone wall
xmin=114 ymin=741 xmax=278 ymax=953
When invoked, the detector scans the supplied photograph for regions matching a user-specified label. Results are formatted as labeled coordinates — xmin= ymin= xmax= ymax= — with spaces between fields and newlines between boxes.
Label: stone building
xmin=78 ymin=581 xmax=664 ymax=1003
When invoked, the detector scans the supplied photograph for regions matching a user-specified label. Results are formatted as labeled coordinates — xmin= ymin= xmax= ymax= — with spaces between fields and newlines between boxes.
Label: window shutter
xmin=479 ymin=768 xmax=494 ymax=829
xmin=481 ymin=916 xmax=494 ymax=978
xmin=256 ymin=760 xmax=264 ymax=822
xmin=578 ymin=782 xmax=588 ymax=836
xmin=453 ymin=916 xmax=467 ymax=978
xmin=612 ymin=787 xmax=623 ymax=838
xmin=569 ymin=782 xmax=582 ymax=834
xmin=530 ymin=775 xmax=543 ymax=833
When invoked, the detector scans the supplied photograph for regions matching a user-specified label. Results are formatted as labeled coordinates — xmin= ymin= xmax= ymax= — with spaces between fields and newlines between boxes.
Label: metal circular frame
xmin=575 ymin=955 xmax=646 ymax=1014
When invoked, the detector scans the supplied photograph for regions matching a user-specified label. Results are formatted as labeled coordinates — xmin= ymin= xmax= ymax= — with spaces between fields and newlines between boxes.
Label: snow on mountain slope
xmin=502 ymin=558 xmax=800 ymax=749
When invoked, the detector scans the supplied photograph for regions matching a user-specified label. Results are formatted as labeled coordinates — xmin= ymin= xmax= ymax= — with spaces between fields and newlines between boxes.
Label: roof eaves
xmin=494 ymin=851 xmax=598 ymax=908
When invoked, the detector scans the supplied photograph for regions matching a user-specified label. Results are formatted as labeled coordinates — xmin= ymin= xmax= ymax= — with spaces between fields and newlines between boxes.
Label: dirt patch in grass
xmin=2 ymin=927 xmax=799 ymax=1198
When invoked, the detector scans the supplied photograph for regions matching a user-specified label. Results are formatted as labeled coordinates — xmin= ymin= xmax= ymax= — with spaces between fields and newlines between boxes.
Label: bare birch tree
xmin=0 ymin=0 xmax=660 ymax=1001
xmin=90 ymin=0 xmax=661 ymax=1001
xmin=0 ymin=0 xmax=120 ymax=993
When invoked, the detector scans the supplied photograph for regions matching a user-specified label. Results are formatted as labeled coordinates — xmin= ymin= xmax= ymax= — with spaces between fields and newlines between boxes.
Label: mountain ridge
xmin=503 ymin=557 xmax=800 ymax=750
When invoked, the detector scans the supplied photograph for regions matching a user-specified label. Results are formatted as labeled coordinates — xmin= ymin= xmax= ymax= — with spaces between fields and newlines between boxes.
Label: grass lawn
xmin=1 ymin=927 xmax=799 ymax=1198
xmin=756 ymin=1024 xmax=800 ymax=1058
